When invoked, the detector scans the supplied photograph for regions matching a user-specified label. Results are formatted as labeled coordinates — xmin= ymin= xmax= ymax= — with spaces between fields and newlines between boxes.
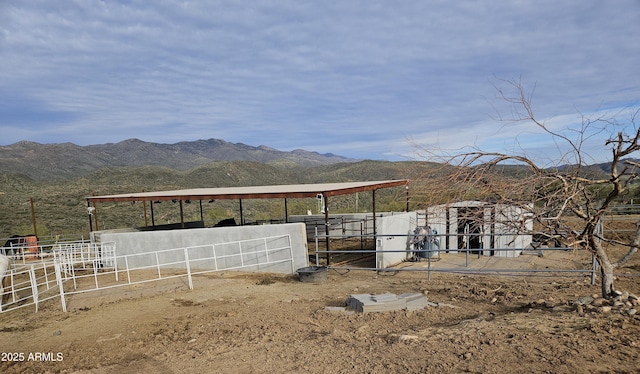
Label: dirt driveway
xmin=1 ymin=251 xmax=640 ymax=373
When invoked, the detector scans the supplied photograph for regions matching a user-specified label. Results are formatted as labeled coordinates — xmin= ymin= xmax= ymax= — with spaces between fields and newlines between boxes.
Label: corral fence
xmin=292 ymin=215 xmax=377 ymax=246
xmin=0 ymin=260 xmax=59 ymax=313
xmin=309 ymin=207 xmax=640 ymax=282
xmin=312 ymin=228 xmax=602 ymax=283
xmin=0 ymin=234 xmax=294 ymax=314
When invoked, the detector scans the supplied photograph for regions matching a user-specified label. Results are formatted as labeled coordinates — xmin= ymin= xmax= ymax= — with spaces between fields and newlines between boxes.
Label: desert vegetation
xmin=0 ymin=160 xmax=432 ymax=240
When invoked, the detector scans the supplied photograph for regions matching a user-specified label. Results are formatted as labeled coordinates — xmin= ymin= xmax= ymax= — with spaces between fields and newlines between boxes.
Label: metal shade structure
xmin=85 ymin=179 xmax=409 ymax=236
xmin=86 ymin=180 xmax=408 ymax=203
xmin=86 ymin=180 xmax=409 ymax=265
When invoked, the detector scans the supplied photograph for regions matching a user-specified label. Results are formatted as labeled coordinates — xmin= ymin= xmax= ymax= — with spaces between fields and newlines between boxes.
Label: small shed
xmin=425 ymin=201 xmax=532 ymax=257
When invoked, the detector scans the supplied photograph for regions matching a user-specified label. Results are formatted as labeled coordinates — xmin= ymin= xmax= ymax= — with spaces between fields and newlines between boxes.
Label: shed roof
xmin=86 ymin=180 xmax=409 ymax=203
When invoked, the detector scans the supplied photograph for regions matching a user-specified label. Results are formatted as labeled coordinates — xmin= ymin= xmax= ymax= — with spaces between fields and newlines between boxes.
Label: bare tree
xmin=414 ymin=78 xmax=640 ymax=298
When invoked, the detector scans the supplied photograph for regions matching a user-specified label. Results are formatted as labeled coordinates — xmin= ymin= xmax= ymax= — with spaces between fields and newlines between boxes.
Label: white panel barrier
xmin=1 ymin=234 xmax=295 ymax=313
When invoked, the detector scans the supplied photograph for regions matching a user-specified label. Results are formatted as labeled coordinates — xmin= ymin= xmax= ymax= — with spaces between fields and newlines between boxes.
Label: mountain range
xmin=0 ymin=138 xmax=356 ymax=181
xmin=0 ymin=137 xmax=623 ymax=239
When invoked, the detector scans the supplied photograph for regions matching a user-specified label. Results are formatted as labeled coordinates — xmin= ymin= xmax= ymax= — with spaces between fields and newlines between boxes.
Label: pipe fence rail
xmin=313 ymin=230 xmax=601 ymax=283
xmin=1 ymin=234 xmax=294 ymax=314
xmin=0 ymin=261 xmax=61 ymax=313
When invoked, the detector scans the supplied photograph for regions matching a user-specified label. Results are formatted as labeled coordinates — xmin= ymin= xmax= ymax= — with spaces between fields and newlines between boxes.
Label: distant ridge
xmin=0 ymin=138 xmax=356 ymax=181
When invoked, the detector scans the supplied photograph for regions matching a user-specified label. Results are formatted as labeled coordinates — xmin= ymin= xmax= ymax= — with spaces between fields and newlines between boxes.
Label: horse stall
xmin=425 ymin=201 xmax=533 ymax=257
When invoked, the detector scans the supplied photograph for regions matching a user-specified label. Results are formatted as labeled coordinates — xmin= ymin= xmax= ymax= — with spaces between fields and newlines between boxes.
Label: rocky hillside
xmin=0 ymin=138 xmax=355 ymax=181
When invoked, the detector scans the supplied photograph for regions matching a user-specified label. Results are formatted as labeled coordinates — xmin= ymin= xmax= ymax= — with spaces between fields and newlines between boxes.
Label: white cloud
xmin=0 ymin=0 xmax=638 ymax=163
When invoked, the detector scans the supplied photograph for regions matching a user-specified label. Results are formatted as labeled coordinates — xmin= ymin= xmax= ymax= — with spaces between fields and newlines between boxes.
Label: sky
xmin=1 ymin=1 xmax=639 ymax=164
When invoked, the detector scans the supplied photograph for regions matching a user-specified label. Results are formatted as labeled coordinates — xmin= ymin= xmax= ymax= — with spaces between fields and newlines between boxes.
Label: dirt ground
xmin=1 ymin=251 xmax=640 ymax=374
